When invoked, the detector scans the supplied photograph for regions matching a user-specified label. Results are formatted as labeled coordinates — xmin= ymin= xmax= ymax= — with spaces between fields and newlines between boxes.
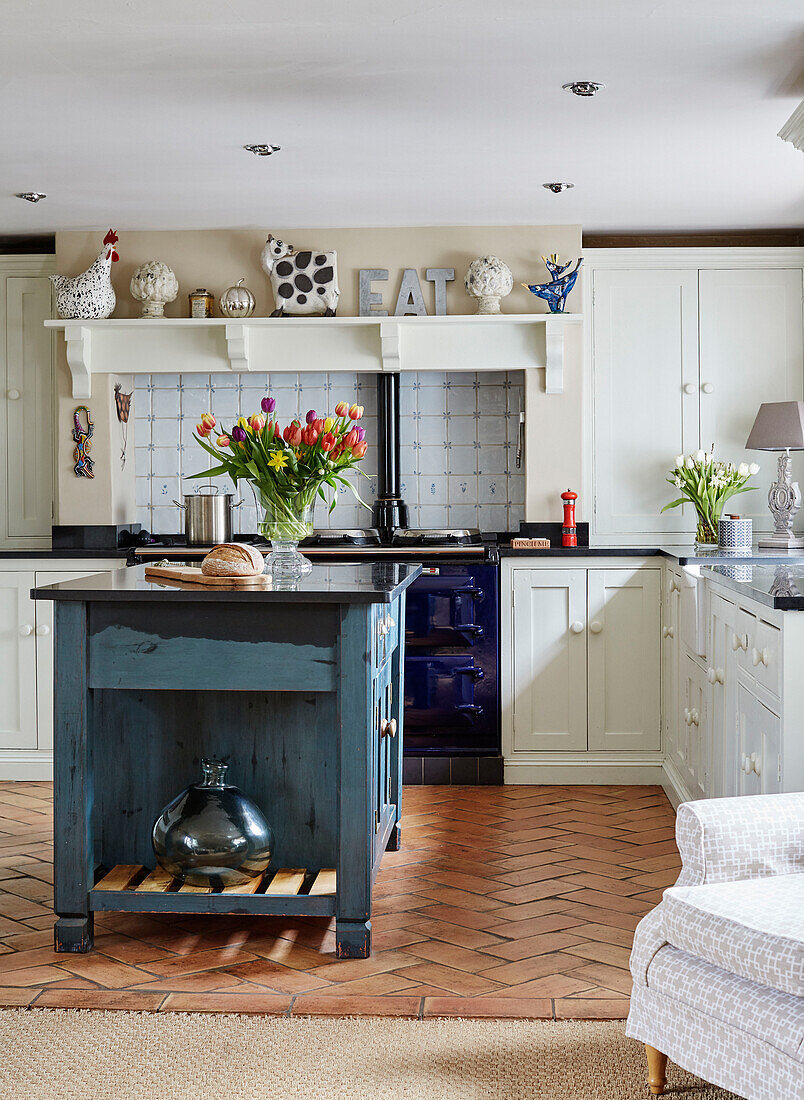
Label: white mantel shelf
xmin=45 ymin=313 xmax=582 ymax=399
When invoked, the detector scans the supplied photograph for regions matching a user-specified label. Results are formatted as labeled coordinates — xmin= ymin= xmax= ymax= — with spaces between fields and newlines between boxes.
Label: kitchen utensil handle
xmin=172 ymin=500 xmax=186 ymax=509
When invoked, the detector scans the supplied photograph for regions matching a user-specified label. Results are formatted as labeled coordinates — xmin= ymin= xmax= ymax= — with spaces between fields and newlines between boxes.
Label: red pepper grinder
xmin=561 ymin=489 xmax=578 ymax=547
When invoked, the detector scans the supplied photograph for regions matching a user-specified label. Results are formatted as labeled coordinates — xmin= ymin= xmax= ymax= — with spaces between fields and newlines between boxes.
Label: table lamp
xmin=746 ymin=401 xmax=804 ymax=549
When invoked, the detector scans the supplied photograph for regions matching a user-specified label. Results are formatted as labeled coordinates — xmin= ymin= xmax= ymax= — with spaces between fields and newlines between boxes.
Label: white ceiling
xmin=1 ymin=0 xmax=802 ymax=232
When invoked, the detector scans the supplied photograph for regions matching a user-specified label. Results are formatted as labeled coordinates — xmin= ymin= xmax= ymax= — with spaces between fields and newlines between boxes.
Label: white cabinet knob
xmin=741 ymin=753 xmax=752 ymax=774
xmin=751 ymin=647 xmax=769 ymax=668
xmin=662 ymin=625 xmax=675 ymax=639
xmin=707 ymin=667 xmax=716 ymax=684
xmin=7 ymin=388 xmax=20 ymax=401
xmin=716 ymin=668 xmax=724 ymax=684
xmin=35 ymin=624 xmax=50 ymax=637
xmin=589 ymin=620 xmax=603 ymax=634
xmin=570 ymin=621 xmax=584 ymax=634
xmin=693 ymin=709 xmax=700 ymax=726
xmin=18 ymin=624 xmax=33 ymax=637
xmin=732 ymin=633 xmax=742 ymax=651
xmin=683 ymin=707 xmax=691 ymax=725
xmin=751 ymin=752 xmax=762 ymax=776
xmin=684 ymin=383 xmax=696 ymax=395
xmin=701 ymin=383 xmax=714 ymax=394
xmin=670 ymin=579 xmax=681 ymax=594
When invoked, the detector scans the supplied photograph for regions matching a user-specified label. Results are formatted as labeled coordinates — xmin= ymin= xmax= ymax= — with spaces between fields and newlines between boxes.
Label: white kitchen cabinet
xmin=584 ymin=250 xmax=804 ymax=544
xmin=505 ymin=561 xmax=661 ymax=777
xmin=511 ymin=568 xmax=587 ymax=752
xmin=1 ymin=258 xmax=55 ymax=549
xmin=678 ymin=656 xmax=708 ymax=799
xmin=587 ymin=567 xmax=661 ymax=751
xmin=707 ymin=592 xmax=739 ymax=797
xmin=0 ymin=560 xmax=120 ymax=779
xmin=698 ymin=268 xmax=803 ymax=528
xmin=661 ymin=567 xmax=682 ymax=772
xmin=737 ymin=686 xmax=782 ymax=796
xmin=0 ymin=571 xmax=38 ymax=750
xmin=589 ymin=268 xmax=699 ymax=537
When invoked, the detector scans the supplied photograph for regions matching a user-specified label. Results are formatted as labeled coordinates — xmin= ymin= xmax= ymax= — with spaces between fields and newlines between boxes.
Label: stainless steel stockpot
xmin=173 ymin=488 xmax=242 ymax=546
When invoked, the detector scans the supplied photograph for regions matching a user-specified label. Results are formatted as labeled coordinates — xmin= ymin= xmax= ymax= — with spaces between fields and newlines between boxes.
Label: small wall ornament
xmin=114 ymin=383 xmax=132 ymax=470
xmin=72 ymin=406 xmax=94 ymax=479
xmin=464 ymin=256 xmax=513 ymax=315
xmin=522 ymin=254 xmax=582 ymax=314
xmin=129 ymin=260 xmax=179 ymax=318
xmin=220 ymin=279 xmax=256 ymax=319
xmin=358 ymin=269 xmax=454 ymax=316
xmin=51 ymin=230 xmax=119 ymax=320
xmin=260 ymin=234 xmax=339 ymax=316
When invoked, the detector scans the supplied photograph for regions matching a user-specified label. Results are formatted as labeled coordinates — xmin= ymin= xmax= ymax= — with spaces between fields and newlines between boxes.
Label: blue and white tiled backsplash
xmin=134 ymin=371 xmax=525 ymax=535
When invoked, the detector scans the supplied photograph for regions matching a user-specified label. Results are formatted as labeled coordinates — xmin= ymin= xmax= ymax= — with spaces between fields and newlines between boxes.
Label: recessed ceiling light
xmin=542 ymin=182 xmax=574 ymax=194
xmin=15 ymin=192 xmax=46 ymax=203
xmin=563 ymin=81 xmax=605 ymax=97
xmin=243 ymin=144 xmax=280 ymax=156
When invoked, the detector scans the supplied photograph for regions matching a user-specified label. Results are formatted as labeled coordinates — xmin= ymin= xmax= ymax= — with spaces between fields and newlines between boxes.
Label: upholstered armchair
xmin=626 ymin=792 xmax=804 ymax=1100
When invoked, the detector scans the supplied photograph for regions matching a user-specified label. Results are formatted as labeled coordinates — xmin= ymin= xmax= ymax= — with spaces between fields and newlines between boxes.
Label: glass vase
xmin=257 ymin=491 xmax=316 ymax=578
xmin=151 ymin=758 xmax=274 ymax=888
xmin=695 ymin=515 xmax=718 ymax=551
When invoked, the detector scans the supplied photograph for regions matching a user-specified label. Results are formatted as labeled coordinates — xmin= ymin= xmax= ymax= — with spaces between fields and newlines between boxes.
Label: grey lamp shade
xmin=746 ymin=401 xmax=804 ymax=451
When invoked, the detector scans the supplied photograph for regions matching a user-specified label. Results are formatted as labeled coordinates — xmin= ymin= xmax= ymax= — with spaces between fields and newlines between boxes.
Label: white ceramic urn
xmin=130 ymin=260 xmax=179 ymax=318
xmin=464 ymin=256 xmax=514 ymax=315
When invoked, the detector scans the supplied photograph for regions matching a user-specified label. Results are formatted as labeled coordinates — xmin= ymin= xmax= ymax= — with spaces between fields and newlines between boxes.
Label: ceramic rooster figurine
xmin=51 ymin=230 xmax=120 ymax=319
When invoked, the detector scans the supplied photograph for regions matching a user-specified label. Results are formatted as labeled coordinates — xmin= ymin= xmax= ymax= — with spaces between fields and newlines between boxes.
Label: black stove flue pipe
xmin=372 ymin=372 xmax=409 ymax=535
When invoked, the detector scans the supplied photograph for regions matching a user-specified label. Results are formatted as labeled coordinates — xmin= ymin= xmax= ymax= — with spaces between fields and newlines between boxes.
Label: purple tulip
xmin=305 ymin=409 xmax=317 ymax=424
xmin=261 ymin=396 xmax=276 ymax=415
xmin=232 ymin=426 xmax=247 ymax=442
xmin=356 ymin=426 xmax=366 ymax=442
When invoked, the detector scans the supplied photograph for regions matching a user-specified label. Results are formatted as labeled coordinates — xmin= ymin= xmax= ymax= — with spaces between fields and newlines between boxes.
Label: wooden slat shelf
xmin=90 ymin=864 xmax=337 ymax=917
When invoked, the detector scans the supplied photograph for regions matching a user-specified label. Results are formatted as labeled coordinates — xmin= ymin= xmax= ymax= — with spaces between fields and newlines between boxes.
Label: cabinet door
xmin=699 ymin=269 xmax=804 ymax=531
xmin=681 ymin=656 xmax=708 ymax=799
xmin=737 ymin=686 xmax=762 ymax=796
xmin=511 ymin=569 xmax=587 ymax=752
xmin=591 ymin=268 xmax=699 ymax=536
xmin=0 ymin=571 xmax=37 ymax=750
xmin=708 ymin=594 xmax=739 ymax=797
xmin=587 ymin=567 xmax=661 ymax=751
xmin=5 ymin=277 xmax=53 ymax=539
xmin=661 ymin=570 xmax=681 ymax=763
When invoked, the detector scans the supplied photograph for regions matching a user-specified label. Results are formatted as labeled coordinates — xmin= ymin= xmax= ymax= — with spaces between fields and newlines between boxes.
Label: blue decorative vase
xmin=152 ymin=758 xmax=274 ymax=888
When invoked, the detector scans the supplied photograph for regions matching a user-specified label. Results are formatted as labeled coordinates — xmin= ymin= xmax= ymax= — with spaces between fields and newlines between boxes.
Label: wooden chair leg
xmin=645 ymin=1045 xmax=668 ymax=1096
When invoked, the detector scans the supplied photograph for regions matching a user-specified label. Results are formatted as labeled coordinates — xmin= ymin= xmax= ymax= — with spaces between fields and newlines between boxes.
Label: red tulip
xmin=301 ymin=425 xmax=318 ymax=445
xmin=200 ymin=413 xmax=216 ymax=432
xmin=352 ymin=441 xmax=368 ymax=459
xmin=312 ymin=418 xmax=325 ymax=433
xmin=286 ymin=426 xmax=302 ymax=447
xmin=334 ymin=402 xmax=348 ymax=418
xmin=248 ymin=414 xmax=265 ymax=433
xmin=216 ymin=435 xmax=230 ymax=448
xmin=344 ymin=428 xmax=359 ymax=448
xmin=320 ymin=432 xmax=336 ymax=452
xmin=331 ymin=444 xmax=343 ymax=459
xmin=348 ymin=404 xmax=363 ymax=420
xmin=196 ymin=422 xmax=211 ymax=437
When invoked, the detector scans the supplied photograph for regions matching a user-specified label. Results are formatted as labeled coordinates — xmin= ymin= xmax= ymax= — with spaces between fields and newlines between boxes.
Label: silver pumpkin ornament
xmin=219 ymin=278 xmax=256 ymax=319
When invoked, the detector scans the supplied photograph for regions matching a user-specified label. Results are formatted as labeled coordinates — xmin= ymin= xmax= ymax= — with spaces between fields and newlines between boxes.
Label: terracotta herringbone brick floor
xmin=0 ymin=782 xmax=679 ymax=1018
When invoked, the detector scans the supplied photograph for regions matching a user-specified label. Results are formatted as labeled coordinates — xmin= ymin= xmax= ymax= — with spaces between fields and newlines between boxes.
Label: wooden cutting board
xmin=144 ymin=564 xmax=271 ymax=588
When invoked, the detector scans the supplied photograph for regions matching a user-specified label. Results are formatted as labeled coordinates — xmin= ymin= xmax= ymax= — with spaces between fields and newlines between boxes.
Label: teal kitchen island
xmin=32 ymin=562 xmax=420 ymax=959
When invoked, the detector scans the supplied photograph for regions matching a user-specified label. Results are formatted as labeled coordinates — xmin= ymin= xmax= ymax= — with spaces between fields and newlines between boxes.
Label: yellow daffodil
xmin=267 ymin=450 xmax=288 ymax=470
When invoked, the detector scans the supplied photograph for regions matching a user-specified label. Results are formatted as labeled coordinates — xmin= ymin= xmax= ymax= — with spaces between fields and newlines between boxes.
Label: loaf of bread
xmin=201 ymin=543 xmax=265 ymax=577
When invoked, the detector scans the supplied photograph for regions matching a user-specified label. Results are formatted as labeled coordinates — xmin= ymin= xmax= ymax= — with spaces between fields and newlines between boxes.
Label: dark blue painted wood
xmin=92 ymin=689 xmax=338 ymax=870
xmin=387 ymin=595 xmax=406 ymax=852
xmin=53 ymin=601 xmax=95 ymax=953
xmin=89 ymin=603 xmax=337 ymax=692
xmin=335 ymin=603 xmax=374 ymax=958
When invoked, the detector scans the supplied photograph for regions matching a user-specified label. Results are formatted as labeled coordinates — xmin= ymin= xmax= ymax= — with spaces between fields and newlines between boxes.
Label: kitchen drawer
xmin=751 ymin=618 xmax=781 ymax=699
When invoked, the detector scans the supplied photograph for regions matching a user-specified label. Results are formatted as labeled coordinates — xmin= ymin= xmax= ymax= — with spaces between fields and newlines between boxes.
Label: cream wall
xmin=54 ymin=225 xmax=583 ymax=525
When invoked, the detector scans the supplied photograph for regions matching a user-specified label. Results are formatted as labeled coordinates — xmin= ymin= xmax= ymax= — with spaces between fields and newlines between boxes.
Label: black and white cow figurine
xmin=260 ymin=234 xmax=340 ymax=316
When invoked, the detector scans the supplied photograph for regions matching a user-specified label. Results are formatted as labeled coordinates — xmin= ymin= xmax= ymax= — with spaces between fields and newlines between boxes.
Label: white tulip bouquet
xmin=662 ymin=448 xmax=759 ymax=544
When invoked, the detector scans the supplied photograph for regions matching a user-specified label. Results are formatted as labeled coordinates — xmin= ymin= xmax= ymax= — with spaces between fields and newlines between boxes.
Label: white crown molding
xmin=582 ymin=246 xmax=804 ymax=268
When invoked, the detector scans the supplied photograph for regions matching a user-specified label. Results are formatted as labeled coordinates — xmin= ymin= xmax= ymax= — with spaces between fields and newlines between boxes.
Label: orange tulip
xmin=301 ymin=425 xmax=318 ymax=446
xmin=352 ymin=441 xmax=368 ymax=459
xmin=334 ymin=402 xmax=348 ymax=417
xmin=348 ymin=404 xmax=363 ymax=420
xmin=344 ymin=428 xmax=359 ymax=448
xmin=200 ymin=413 xmax=216 ymax=431
xmin=320 ymin=432 xmax=336 ymax=452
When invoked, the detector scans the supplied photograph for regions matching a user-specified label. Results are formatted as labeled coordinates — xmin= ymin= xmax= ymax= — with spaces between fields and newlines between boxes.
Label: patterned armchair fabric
xmin=627 ymin=793 xmax=804 ymax=1100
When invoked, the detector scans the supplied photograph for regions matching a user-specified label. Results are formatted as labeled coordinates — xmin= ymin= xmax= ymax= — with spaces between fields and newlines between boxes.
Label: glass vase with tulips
xmin=661 ymin=448 xmax=759 ymax=547
xmin=190 ymin=399 xmax=370 ymax=577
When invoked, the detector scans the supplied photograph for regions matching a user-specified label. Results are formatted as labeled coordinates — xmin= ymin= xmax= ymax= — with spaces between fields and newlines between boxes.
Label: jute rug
xmin=0 ymin=1010 xmax=737 ymax=1099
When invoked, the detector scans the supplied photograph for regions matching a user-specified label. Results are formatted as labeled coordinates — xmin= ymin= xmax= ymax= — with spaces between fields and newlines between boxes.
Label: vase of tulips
xmin=662 ymin=448 xmax=759 ymax=548
xmin=191 ymin=398 xmax=369 ymax=578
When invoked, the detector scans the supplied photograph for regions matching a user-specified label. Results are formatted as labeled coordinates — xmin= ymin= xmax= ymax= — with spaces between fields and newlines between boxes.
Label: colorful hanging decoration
xmin=522 ymin=254 xmax=582 ymax=314
xmin=114 ymin=384 xmax=132 ymax=470
xmin=72 ymin=406 xmax=94 ymax=479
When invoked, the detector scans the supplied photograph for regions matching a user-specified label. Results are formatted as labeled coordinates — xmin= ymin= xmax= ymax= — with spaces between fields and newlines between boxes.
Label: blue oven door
xmin=403 ymin=563 xmax=499 ymax=754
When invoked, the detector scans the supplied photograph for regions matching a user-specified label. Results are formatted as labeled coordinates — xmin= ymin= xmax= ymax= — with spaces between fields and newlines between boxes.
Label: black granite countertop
xmin=702 ymin=563 xmax=804 ymax=610
xmin=0 ymin=549 xmax=129 ymax=560
xmin=31 ymin=562 xmax=423 ymax=604
xmin=499 ymin=544 xmax=804 ymax=566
